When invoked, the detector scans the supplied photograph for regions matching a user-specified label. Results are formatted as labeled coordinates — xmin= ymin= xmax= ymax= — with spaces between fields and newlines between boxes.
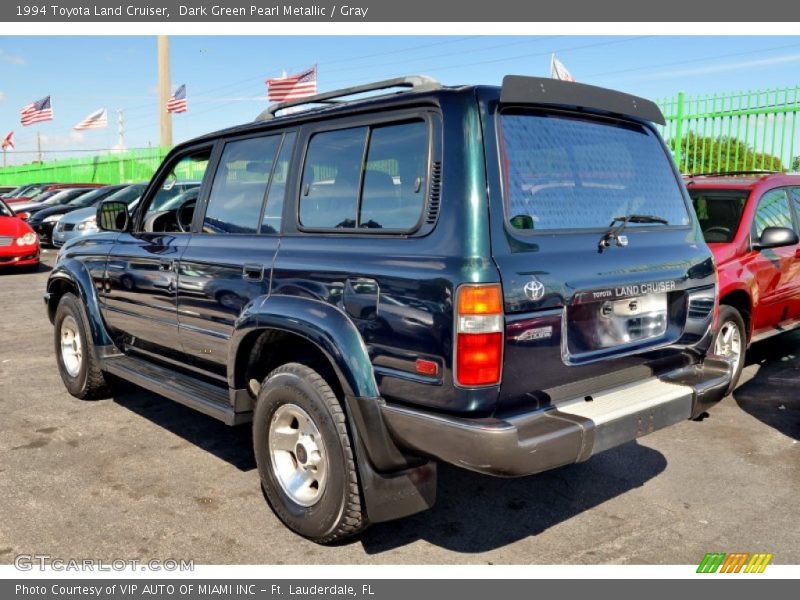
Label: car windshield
xmin=499 ymin=110 xmax=691 ymax=231
xmin=689 ymin=190 xmax=749 ymax=243
xmin=104 ymin=184 xmax=146 ymax=206
xmin=0 ymin=200 xmax=13 ymax=217
xmin=67 ymin=186 xmax=117 ymax=208
xmin=53 ymin=190 xmax=90 ymax=205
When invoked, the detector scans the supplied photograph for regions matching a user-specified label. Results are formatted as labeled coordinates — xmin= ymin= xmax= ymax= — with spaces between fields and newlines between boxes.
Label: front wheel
xmin=253 ymin=363 xmax=366 ymax=543
xmin=53 ymin=292 xmax=113 ymax=399
xmin=713 ymin=305 xmax=747 ymax=395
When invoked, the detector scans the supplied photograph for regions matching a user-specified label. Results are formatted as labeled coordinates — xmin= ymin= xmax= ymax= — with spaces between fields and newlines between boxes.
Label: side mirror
xmin=753 ymin=226 xmax=799 ymax=250
xmin=97 ymin=200 xmax=130 ymax=232
xmin=16 ymin=211 xmax=30 ymax=220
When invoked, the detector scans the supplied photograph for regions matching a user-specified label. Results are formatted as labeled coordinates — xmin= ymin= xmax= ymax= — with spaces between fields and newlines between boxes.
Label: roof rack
xmin=687 ymin=170 xmax=781 ymax=178
xmin=255 ymin=75 xmax=442 ymax=122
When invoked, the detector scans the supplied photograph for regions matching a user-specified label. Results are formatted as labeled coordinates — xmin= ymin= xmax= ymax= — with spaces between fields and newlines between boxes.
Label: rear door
xmin=750 ymin=187 xmax=800 ymax=331
xmin=176 ymin=131 xmax=295 ymax=374
xmin=483 ymin=103 xmax=717 ymax=411
xmin=100 ymin=146 xmax=212 ymax=358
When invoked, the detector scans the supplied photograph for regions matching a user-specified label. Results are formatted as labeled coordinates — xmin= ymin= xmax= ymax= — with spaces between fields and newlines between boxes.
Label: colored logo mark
xmin=697 ymin=552 xmax=773 ymax=573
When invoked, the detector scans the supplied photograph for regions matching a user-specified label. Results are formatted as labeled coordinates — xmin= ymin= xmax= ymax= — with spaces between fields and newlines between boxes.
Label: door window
xmin=753 ymin=189 xmax=794 ymax=239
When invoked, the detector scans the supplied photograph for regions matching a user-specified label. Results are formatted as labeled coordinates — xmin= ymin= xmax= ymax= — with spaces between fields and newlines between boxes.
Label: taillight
xmin=455 ymin=284 xmax=503 ymax=386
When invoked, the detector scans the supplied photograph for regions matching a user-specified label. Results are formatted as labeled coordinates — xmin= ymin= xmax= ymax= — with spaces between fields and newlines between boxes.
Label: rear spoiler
xmin=500 ymin=75 xmax=665 ymax=126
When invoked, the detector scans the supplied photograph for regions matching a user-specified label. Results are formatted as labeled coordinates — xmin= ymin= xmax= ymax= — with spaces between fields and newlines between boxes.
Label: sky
xmin=1 ymin=35 xmax=800 ymax=165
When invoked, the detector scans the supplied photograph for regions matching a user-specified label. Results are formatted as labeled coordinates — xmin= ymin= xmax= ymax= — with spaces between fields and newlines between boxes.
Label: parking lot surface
xmin=1 ymin=252 xmax=798 ymax=564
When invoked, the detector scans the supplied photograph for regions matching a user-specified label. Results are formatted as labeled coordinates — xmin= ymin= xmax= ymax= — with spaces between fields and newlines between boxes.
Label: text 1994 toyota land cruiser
xmin=46 ymin=75 xmax=731 ymax=542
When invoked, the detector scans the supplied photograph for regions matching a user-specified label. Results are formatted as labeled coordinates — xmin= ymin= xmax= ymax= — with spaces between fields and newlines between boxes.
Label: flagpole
xmin=37 ymin=131 xmax=42 ymax=163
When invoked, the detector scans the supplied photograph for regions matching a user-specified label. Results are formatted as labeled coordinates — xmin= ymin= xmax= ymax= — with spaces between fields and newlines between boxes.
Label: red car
xmin=0 ymin=198 xmax=39 ymax=270
xmin=686 ymin=172 xmax=800 ymax=391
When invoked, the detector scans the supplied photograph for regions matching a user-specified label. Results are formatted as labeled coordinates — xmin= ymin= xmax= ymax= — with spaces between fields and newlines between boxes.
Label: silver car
xmin=53 ymin=184 xmax=146 ymax=248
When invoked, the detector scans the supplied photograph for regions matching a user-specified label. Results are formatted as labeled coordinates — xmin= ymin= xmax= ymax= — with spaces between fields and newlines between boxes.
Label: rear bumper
xmin=380 ymin=356 xmax=731 ymax=477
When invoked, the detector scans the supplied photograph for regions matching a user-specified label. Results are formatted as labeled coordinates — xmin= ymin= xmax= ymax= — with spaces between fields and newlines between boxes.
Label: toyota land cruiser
xmin=46 ymin=75 xmax=731 ymax=543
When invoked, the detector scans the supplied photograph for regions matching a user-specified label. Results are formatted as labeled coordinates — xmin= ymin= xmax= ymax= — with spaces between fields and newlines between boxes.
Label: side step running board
xmin=102 ymin=355 xmax=251 ymax=425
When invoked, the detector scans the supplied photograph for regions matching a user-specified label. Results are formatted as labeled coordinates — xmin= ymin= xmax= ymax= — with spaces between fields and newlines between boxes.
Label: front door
xmin=100 ymin=147 xmax=213 ymax=358
xmin=749 ymin=187 xmax=800 ymax=334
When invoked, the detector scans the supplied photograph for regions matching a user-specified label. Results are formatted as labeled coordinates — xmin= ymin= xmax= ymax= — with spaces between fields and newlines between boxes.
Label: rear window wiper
xmin=598 ymin=214 xmax=669 ymax=252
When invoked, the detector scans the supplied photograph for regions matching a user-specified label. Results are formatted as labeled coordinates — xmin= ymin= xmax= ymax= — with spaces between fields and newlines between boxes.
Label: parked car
xmin=0 ymin=198 xmax=39 ymax=270
xmin=2 ymin=182 xmax=54 ymax=202
xmin=16 ymin=187 xmax=96 ymax=219
xmin=52 ymin=182 xmax=198 ymax=248
xmin=28 ymin=185 xmax=127 ymax=245
xmin=685 ymin=171 xmax=800 ymax=391
xmin=5 ymin=182 xmax=104 ymax=206
xmin=0 ymin=185 xmax=18 ymax=195
xmin=46 ymin=75 xmax=730 ymax=543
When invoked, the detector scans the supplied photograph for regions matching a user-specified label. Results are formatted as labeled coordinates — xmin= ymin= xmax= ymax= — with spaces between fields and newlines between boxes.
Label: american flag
xmin=167 ymin=84 xmax=188 ymax=113
xmin=74 ymin=108 xmax=108 ymax=131
xmin=20 ymin=96 xmax=54 ymax=126
xmin=1 ymin=131 xmax=13 ymax=150
xmin=266 ymin=66 xmax=318 ymax=102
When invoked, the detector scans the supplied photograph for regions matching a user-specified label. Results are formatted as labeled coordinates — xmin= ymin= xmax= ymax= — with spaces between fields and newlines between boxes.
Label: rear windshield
xmin=688 ymin=190 xmax=748 ymax=243
xmin=499 ymin=111 xmax=690 ymax=231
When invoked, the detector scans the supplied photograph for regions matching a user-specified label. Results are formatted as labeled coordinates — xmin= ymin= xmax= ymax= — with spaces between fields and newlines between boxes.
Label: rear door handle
xmin=243 ymin=263 xmax=265 ymax=282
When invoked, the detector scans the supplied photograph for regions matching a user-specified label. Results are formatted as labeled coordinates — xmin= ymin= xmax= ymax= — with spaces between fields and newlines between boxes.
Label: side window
xmin=300 ymin=127 xmax=367 ymax=229
xmin=298 ymin=119 xmax=430 ymax=232
xmin=202 ymin=135 xmax=281 ymax=234
xmin=360 ymin=121 xmax=428 ymax=229
xmin=754 ymin=189 xmax=793 ymax=239
xmin=140 ymin=149 xmax=210 ymax=233
xmin=262 ymin=132 xmax=296 ymax=234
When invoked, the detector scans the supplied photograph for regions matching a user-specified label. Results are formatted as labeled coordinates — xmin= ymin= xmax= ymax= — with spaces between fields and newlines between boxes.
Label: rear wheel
xmin=713 ymin=305 xmax=746 ymax=395
xmin=253 ymin=362 xmax=366 ymax=543
xmin=54 ymin=293 xmax=113 ymax=399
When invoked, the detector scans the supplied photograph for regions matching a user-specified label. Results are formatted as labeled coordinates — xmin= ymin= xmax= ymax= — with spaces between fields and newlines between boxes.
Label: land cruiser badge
xmin=524 ymin=278 xmax=545 ymax=301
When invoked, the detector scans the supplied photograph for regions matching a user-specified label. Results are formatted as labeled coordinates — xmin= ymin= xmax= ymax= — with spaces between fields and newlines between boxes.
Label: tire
xmin=253 ymin=362 xmax=366 ymax=543
xmin=53 ymin=292 xmax=113 ymax=400
xmin=712 ymin=305 xmax=747 ymax=395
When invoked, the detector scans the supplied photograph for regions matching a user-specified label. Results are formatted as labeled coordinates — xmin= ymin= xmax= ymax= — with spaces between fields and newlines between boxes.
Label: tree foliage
xmin=669 ymin=132 xmax=784 ymax=174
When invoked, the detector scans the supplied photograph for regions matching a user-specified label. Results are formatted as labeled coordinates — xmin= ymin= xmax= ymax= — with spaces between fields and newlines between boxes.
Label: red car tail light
xmin=455 ymin=284 xmax=503 ymax=387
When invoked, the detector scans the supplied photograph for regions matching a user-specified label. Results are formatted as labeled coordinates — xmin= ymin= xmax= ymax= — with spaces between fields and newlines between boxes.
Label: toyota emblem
xmin=523 ymin=278 xmax=545 ymax=301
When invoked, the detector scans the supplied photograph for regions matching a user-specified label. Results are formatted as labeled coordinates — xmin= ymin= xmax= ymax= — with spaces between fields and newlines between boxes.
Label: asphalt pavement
xmin=1 ymin=250 xmax=798 ymax=565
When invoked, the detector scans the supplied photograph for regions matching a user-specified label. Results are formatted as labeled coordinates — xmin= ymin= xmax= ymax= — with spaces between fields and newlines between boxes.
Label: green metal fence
xmin=0 ymin=147 xmax=169 ymax=186
xmin=657 ymin=87 xmax=800 ymax=174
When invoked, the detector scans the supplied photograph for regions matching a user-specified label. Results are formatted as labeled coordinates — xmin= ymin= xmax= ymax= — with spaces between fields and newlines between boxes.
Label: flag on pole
xmin=266 ymin=66 xmax=318 ymax=102
xmin=167 ymin=84 xmax=188 ymax=113
xmin=550 ymin=54 xmax=575 ymax=82
xmin=20 ymin=96 xmax=54 ymax=126
xmin=1 ymin=131 xmax=14 ymax=150
xmin=73 ymin=108 xmax=108 ymax=130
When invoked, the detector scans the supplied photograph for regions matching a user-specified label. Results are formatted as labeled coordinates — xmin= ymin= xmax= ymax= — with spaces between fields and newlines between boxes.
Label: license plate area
xmin=566 ymin=292 xmax=669 ymax=356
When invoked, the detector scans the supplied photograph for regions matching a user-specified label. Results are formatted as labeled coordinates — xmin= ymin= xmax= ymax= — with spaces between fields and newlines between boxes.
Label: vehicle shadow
xmin=0 ymin=262 xmax=51 ymax=275
xmin=358 ymin=441 xmax=667 ymax=554
xmin=732 ymin=330 xmax=800 ymax=441
xmin=111 ymin=382 xmax=256 ymax=472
